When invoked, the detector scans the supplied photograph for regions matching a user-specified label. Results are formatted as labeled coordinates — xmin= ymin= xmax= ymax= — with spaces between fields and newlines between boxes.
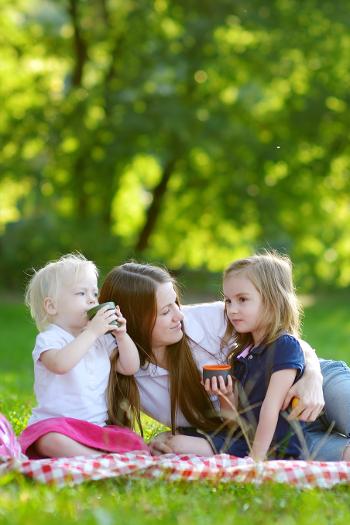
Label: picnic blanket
xmin=2 ymin=452 xmax=350 ymax=489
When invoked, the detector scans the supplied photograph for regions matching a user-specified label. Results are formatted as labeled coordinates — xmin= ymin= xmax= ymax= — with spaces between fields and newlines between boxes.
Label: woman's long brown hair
xmin=99 ymin=262 xmax=223 ymax=435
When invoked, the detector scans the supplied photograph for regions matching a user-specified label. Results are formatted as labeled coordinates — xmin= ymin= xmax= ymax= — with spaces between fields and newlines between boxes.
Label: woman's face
xmin=151 ymin=281 xmax=184 ymax=351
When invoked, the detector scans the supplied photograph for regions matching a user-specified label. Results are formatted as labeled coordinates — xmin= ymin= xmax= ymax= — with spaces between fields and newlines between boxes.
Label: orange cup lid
xmin=202 ymin=364 xmax=231 ymax=371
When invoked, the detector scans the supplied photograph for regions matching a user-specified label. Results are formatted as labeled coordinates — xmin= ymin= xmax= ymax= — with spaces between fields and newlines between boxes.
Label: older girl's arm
xmin=251 ymin=369 xmax=297 ymax=461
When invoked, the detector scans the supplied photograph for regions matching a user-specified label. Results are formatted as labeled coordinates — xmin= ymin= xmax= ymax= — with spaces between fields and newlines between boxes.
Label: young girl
xmin=204 ymin=252 xmax=305 ymax=460
xmin=18 ymin=253 xmax=148 ymax=458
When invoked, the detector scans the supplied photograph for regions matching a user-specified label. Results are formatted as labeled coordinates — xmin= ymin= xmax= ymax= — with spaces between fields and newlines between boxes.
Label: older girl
xmin=204 ymin=252 xmax=304 ymax=459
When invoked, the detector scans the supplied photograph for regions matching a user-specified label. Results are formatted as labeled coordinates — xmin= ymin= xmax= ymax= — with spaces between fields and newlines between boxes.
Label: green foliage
xmin=1 ymin=0 xmax=350 ymax=290
xmin=301 ymin=290 xmax=350 ymax=361
xmin=0 ymin=214 xmax=130 ymax=289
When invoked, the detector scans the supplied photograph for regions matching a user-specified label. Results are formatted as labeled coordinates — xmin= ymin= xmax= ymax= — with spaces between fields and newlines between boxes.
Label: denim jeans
xmin=303 ymin=359 xmax=350 ymax=460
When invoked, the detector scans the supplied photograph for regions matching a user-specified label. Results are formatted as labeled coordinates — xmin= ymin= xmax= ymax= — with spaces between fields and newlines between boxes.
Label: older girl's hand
xmin=204 ymin=374 xmax=234 ymax=397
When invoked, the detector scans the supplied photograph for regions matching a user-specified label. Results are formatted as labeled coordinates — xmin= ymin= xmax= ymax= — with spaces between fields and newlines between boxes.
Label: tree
xmin=1 ymin=0 xmax=350 ymax=289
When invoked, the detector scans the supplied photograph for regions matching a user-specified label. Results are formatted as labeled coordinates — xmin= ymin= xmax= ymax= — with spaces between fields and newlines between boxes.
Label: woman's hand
xmin=283 ymin=339 xmax=325 ymax=421
xmin=283 ymin=369 xmax=324 ymax=421
xmin=148 ymin=431 xmax=174 ymax=455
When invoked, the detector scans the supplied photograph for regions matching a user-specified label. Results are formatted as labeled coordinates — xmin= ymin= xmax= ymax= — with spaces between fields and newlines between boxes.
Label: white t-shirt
xmin=28 ymin=324 xmax=117 ymax=426
xmin=135 ymin=301 xmax=230 ymax=428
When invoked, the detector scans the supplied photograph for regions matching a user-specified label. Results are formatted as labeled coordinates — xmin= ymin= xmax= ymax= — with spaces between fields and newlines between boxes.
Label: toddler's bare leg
xmin=33 ymin=432 xmax=101 ymax=457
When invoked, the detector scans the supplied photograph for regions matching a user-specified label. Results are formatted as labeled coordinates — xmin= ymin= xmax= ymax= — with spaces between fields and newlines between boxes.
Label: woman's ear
xmin=44 ymin=297 xmax=57 ymax=316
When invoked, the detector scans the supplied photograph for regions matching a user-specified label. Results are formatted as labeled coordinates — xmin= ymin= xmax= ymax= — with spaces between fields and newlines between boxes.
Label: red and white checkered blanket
xmin=2 ymin=453 xmax=350 ymax=488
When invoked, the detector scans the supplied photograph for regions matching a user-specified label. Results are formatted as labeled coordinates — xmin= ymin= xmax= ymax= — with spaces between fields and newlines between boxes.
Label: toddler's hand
xmin=87 ymin=305 xmax=118 ymax=337
xmin=203 ymin=374 xmax=234 ymax=397
xmin=110 ymin=305 xmax=128 ymax=339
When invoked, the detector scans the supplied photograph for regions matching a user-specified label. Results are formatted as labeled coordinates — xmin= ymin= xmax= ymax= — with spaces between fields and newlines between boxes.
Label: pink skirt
xmin=19 ymin=417 xmax=149 ymax=459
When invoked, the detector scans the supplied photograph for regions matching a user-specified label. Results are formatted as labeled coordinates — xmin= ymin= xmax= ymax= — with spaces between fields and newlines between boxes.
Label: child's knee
xmin=35 ymin=432 xmax=67 ymax=456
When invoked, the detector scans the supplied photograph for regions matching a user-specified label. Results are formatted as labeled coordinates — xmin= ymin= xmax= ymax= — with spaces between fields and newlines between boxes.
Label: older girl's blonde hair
xmin=25 ymin=253 xmax=98 ymax=331
xmin=223 ymin=251 xmax=302 ymax=357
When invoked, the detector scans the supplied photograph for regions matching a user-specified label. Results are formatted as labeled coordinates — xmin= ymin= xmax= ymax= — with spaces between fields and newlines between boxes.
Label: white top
xmin=135 ymin=301 xmax=230 ymax=427
xmin=29 ymin=324 xmax=117 ymax=426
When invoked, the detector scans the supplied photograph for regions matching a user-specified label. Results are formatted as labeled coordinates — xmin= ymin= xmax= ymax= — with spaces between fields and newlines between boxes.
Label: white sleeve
xmin=182 ymin=301 xmax=226 ymax=342
xmin=181 ymin=301 xmax=229 ymax=366
xmin=98 ymin=333 xmax=118 ymax=356
xmin=32 ymin=330 xmax=69 ymax=362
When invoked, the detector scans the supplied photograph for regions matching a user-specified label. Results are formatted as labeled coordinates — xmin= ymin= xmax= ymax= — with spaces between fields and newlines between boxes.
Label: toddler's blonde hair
xmin=25 ymin=253 xmax=98 ymax=331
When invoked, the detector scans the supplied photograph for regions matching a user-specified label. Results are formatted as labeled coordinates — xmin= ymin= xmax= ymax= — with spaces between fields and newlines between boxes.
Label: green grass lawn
xmin=1 ymin=292 xmax=350 ymax=524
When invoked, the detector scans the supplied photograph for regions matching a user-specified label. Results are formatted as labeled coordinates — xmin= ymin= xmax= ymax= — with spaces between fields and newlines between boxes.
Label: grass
xmin=301 ymin=291 xmax=350 ymax=362
xmin=1 ymin=291 xmax=350 ymax=524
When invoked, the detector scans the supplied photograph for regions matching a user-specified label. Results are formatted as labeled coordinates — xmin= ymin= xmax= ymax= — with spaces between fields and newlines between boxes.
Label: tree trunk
xmin=67 ymin=0 xmax=89 ymax=221
xmin=68 ymin=0 xmax=88 ymax=87
xmin=135 ymin=158 xmax=177 ymax=252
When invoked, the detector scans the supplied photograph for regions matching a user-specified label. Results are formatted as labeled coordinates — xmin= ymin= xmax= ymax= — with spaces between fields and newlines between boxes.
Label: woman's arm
xmin=282 ymin=340 xmax=324 ymax=421
xmin=251 ymin=369 xmax=297 ymax=461
xmin=148 ymin=431 xmax=174 ymax=455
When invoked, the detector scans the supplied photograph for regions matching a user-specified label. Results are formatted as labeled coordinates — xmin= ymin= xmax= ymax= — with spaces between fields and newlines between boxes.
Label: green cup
xmin=87 ymin=301 xmax=121 ymax=327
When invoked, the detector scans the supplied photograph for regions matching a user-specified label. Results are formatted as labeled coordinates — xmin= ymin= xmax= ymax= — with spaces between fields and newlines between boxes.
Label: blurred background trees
xmin=1 ymin=0 xmax=350 ymax=291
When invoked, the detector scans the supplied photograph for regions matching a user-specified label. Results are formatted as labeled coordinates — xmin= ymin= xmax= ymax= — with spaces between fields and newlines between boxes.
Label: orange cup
xmin=202 ymin=364 xmax=231 ymax=385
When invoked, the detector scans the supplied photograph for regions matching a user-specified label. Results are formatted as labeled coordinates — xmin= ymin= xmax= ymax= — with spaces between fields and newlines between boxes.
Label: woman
xmin=99 ymin=262 xmax=350 ymax=460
